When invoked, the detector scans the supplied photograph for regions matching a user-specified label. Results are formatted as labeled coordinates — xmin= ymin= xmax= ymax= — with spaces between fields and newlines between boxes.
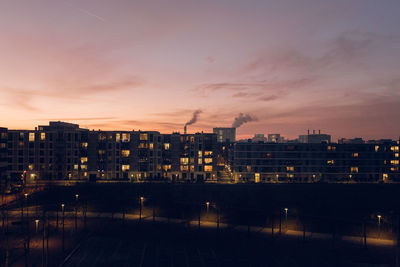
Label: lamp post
xmin=75 ymin=194 xmax=79 ymax=232
xmin=206 ymin=202 xmax=210 ymax=214
xmin=377 ymin=215 xmax=382 ymax=238
xmin=284 ymin=208 xmax=288 ymax=231
xmin=139 ymin=197 xmax=144 ymax=222
xmin=24 ymin=193 xmax=28 ymax=219
xmin=42 ymin=214 xmax=45 ymax=267
xmin=61 ymin=204 xmax=65 ymax=253
xmin=35 ymin=219 xmax=40 ymax=233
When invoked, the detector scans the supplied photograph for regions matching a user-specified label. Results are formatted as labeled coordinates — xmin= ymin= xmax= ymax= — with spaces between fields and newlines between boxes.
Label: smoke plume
xmin=185 ymin=110 xmax=202 ymax=126
xmin=232 ymin=113 xmax=257 ymax=128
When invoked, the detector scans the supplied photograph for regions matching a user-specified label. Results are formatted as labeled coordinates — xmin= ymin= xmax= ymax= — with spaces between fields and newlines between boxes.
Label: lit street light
xmin=24 ymin=193 xmax=28 ymax=220
xmin=61 ymin=203 xmax=65 ymax=253
xmin=377 ymin=215 xmax=382 ymax=238
xmin=139 ymin=197 xmax=144 ymax=222
xmin=284 ymin=208 xmax=288 ymax=231
xmin=75 ymin=195 xmax=79 ymax=231
xmin=35 ymin=219 xmax=39 ymax=233
xmin=206 ymin=202 xmax=210 ymax=213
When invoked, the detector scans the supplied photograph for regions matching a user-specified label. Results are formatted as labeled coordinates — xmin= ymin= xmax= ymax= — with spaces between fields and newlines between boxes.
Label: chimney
xmin=184 ymin=125 xmax=187 ymax=134
xmin=319 ymin=129 xmax=321 ymax=134
xmin=307 ymin=129 xmax=310 ymax=135
xmin=313 ymin=130 xmax=315 ymax=134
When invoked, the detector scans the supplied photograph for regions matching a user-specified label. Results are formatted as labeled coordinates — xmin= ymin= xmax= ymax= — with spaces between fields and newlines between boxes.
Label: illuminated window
xmin=190 ymin=165 xmax=194 ymax=172
xmin=81 ymin=142 xmax=88 ymax=149
xmin=204 ymin=158 xmax=212 ymax=164
xmin=327 ymin=146 xmax=336 ymax=151
xmin=20 ymin=132 xmax=24 ymax=139
xmin=180 ymin=158 xmax=189 ymax=165
xmin=29 ymin=132 xmax=35 ymax=142
xmin=350 ymin=167 xmax=358 ymax=173
xmin=190 ymin=158 xmax=194 ymax=164
xmin=352 ymin=153 xmax=359 ymax=157
xmin=80 ymin=157 xmax=88 ymax=164
xmin=204 ymin=166 xmax=213 ymax=172
xmin=116 ymin=133 xmax=120 ymax=143
xmin=0 ymin=143 xmax=5 ymax=149
xmin=391 ymin=160 xmax=399 ymax=165
xmin=164 ymin=143 xmax=170 ymax=150
xmin=287 ymin=174 xmax=294 ymax=178
xmin=391 ymin=146 xmax=399 ymax=152
xmin=198 ymin=151 xmax=202 ymax=157
xmin=121 ymin=150 xmax=130 ymax=157
xmin=163 ymin=165 xmax=171 ymax=171
xmin=180 ymin=165 xmax=188 ymax=171
xmin=122 ymin=133 xmax=130 ymax=142
xmin=327 ymin=160 xmax=335 ymax=165
xmin=98 ymin=150 xmax=105 ymax=156
xmin=98 ymin=134 xmax=106 ymax=141
xmin=286 ymin=166 xmax=294 ymax=171
xmin=40 ymin=132 xmax=45 ymax=141
xmin=375 ymin=145 xmax=379 ymax=152
xmin=198 ymin=158 xmax=203 ymax=165
xmin=83 ymin=172 xmax=88 ymax=177
xmin=28 ymin=164 xmax=34 ymax=171
xmin=121 ymin=165 xmax=130 ymax=171
xmin=81 ymin=165 xmax=87 ymax=170
xmin=204 ymin=151 xmax=213 ymax=156
xmin=140 ymin=133 xmax=148 ymax=141
xmin=391 ymin=167 xmax=399 ymax=172
xmin=74 ymin=164 xmax=79 ymax=170
xmin=395 ymin=153 xmax=399 ymax=158
xmin=190 ymin=136 xmax=194 ymax=143
xmin=139 ymin=143 xmax=147 ymax=149
xmin=0 ymin=133 xmax=6 ymax=139
xmin=255 ymin=173 xmax=260 ymax=183
xmin=149 ymin=143 xmax=154 ymax=150
xmin=246 ymin=166 xmax=251 ymax=172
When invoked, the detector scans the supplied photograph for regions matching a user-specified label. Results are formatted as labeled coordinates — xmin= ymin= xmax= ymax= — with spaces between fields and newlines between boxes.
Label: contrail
xmin=61 ymin=0 xmax=106 ymax=22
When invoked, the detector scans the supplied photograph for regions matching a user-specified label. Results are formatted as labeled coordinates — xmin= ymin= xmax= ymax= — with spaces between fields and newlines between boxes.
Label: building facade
xmin=4 ymin=122 xmax=218 ymax=183
xmin=232 ymin=141 xmax=400 ymax=183
xmin=0 ymin=127 xmax=7 ymax=183
xmin=1 ymin=122 xmax=399 ymax=184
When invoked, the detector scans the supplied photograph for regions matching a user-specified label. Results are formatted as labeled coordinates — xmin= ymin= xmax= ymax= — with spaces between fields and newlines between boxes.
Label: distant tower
xmin=213 ymin=128 xmax=236 ymax=143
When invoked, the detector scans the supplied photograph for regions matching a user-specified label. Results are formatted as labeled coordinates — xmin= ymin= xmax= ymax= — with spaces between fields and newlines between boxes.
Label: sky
xmin=1 ymin=0 xmax=400 ymax=141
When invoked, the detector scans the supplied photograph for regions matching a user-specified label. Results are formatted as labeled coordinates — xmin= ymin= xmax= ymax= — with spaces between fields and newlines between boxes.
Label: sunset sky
xmin=1 ymin=0 xmax=400 ymax=140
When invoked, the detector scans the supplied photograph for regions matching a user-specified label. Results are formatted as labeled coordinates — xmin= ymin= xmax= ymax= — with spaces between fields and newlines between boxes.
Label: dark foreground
xmin=2 ymin=182 xmax=400 ymax=266
xmin=62 ymin=219 xmax=397 ymax=267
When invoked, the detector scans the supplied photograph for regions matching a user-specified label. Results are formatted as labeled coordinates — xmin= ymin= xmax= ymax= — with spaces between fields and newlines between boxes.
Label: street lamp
xmin=61 ymin=204 xmax=65 ymax=253
xmin=139 ymin=197 xmax=144 ymax=222
xmin=35 ymin=219 xmax=39 ymax=233
xmin=377 ymin=215 xmax=382 ymax=238
xmin=206 ymin=202 xmax=210 ymax=213
xmin=284 ymin=208 xmax=288 ymax=230
xmin=24 ymin=193 xmax=28 ymax=219
xmin=75 ymin=195 xmax=79 ymax=231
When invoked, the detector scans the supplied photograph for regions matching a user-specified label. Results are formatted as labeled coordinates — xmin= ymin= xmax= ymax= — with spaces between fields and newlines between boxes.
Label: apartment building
xmin=4 ymin=122 xmax=218 ymax=183
xmin=232 ymin=140 xmax=400 ymax=183
xmin=0 ymin=127 xmax=7 ymax=182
